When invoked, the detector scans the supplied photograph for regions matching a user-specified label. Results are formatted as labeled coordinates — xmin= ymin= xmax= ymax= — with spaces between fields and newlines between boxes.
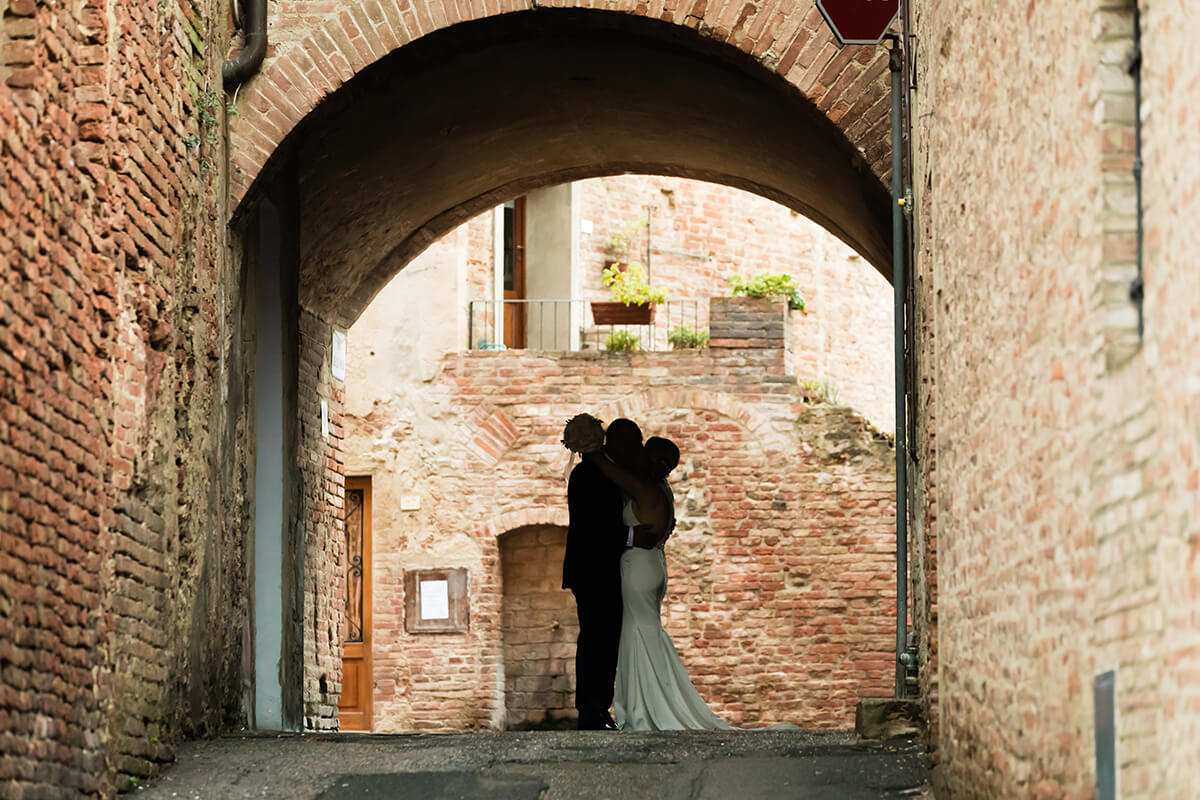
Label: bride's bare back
xmin=586 ymin=436 xmax=680 ymax=546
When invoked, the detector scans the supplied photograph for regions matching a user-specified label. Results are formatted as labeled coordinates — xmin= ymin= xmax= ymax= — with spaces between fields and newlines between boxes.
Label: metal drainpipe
xmin=224 ymin=0 xmax=268 ymax=90
xmin=1129 ymin=1 xmax=1144 ymax=339
xmin=888 ymin=36 xmax=909 ymax=699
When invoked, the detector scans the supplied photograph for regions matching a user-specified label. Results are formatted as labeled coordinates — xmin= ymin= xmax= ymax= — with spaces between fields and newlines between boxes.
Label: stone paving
xmin=136 ymin=730 xmax=929 ymax=799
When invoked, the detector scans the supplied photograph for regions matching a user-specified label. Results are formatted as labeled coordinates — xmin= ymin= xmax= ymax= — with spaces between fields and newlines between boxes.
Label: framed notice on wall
xmin=404 ymin=568 xmax=469 ymax=634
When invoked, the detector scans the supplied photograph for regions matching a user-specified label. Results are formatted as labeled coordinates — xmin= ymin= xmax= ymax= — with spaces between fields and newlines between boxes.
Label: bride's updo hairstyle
xmin=645 ymin=437 xmax=680 ymax=479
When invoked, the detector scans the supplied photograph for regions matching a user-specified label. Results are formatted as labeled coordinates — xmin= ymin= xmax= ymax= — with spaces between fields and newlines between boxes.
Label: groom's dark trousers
xmin=563 ymin=458 xmax=626 ymax=727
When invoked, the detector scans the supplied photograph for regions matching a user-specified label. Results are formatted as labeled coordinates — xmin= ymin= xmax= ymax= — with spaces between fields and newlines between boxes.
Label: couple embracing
xmin=561 ymin=415 xmax=732 ymax=732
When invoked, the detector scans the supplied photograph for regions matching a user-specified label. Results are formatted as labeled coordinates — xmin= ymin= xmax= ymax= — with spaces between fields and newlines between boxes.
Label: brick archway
xmin=232 ymin=8 xmax=897 ymax=326
xmin=234 ymin=4 xmax=893 ymax=203
xmin=496 ymin=523 xmax=577 ymax=729
xmin=481 ymin=508 xmax=571 ymax=540
xmin=596 ymin=388 xmax=788 ymax=461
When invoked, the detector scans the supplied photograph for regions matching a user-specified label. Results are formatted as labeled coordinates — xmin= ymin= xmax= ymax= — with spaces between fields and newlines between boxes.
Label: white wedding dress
xmin=614 ymin=492 xmax=731 ymax=731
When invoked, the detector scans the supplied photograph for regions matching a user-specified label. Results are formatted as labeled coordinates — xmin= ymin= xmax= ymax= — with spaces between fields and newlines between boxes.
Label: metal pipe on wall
xmin=889 ymin=37 xmax=910 ymax=699
xmin=224 ymin=0 xmax=268 ymax=90
xmin=1129 ymin=1 xmax=1145 ymax=340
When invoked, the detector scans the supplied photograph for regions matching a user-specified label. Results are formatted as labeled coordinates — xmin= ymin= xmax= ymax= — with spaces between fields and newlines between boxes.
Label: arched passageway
xmin=240 ymin=10 xmax=894 ymax=327
xmin=242 ymin=7 xmax=900 ymax=733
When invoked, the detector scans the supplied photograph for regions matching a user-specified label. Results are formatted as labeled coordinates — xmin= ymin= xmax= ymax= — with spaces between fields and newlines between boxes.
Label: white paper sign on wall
xmin=420 ymin=580 xmax=449 ymax=620
xmin=331 ymin=329 xmax=347 ymax=382
xmin=400 ymin=494 xmax=421 ymax=511
xmin=320 ymin=399 xmax=328 ymax=438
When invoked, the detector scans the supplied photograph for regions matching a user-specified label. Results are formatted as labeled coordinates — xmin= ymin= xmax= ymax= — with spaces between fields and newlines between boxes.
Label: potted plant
xmin=591 ymin=263 xmax=667 ymax=326
xmin=604 ymin=330 xmax=641 ymax=352
xmin=667 ymin=325 xmax=709 ymax=349
xmin=727 ymin=272 xmax=808 ymax=312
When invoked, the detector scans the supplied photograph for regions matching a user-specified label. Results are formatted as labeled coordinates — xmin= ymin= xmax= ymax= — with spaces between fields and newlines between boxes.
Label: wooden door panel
xmin=340 ymin=656 xmax=359 ymax=708
xmin=339 ymin=479 xmax=372 ymax=731
xmin=503 ymin=197 xmax=527 ymax=349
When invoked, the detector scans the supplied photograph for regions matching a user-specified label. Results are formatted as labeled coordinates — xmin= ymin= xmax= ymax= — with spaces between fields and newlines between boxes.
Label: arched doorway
xmin=499 ymin=524 xmax=577 ymax=729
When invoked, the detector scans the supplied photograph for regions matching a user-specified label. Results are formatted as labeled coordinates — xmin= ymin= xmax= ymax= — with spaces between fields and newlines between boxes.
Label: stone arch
xmin=481 ymin=507 xmax=571 ymax=541
xmin=231 ymin=8 xmax=897 ymax=326
xmin=235 ymin=4 xmax=893 ymax=201
xmin=595 ymin=388 xmax=789 ymax=462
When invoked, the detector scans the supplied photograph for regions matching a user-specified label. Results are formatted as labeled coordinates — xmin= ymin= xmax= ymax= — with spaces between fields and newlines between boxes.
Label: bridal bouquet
xmin=561 ymin=413 xmax=605 ymax=454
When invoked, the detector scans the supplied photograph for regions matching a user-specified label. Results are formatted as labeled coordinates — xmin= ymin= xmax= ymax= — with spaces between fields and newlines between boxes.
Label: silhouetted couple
xmin=561 ymin=417 xmax=731 ymax=732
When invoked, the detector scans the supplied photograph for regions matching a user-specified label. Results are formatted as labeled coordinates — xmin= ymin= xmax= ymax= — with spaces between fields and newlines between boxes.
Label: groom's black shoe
xmin=578 ymin=713 xmax=618 ymax=731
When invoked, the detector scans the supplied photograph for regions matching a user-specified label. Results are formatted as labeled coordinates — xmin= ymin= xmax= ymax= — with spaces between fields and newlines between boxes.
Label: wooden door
xmin=503 ymin=197 xmax=527 ymax=349
xmin=339 ymin=477 xmax=372 ymax=731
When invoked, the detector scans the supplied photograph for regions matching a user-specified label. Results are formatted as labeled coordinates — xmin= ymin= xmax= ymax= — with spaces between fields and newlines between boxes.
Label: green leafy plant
xmin=601 ymin=263 xmax=667 ymax=306
xmin=667 ymin=325 xmax=709 ymax=349
xmin=604 ymin=330 xmax=641 ymax=352
xmin=802 ymin=377 xmax=841 ymax=405
xmin=728 ymin=272 xmax=808 ymax=313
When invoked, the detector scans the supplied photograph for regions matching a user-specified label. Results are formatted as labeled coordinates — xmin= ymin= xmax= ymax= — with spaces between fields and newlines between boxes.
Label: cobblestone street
xmin=137 ymin=731 xmax=929 ymax=800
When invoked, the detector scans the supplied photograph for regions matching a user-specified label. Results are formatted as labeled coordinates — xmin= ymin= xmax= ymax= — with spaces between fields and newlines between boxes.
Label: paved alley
xmin=136 ymin=730 xmax=928 ymax=800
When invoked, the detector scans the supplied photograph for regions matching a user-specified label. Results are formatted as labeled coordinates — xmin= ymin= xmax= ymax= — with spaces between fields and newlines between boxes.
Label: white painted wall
xmin=524 ymin=183 xmax=579 ymax=350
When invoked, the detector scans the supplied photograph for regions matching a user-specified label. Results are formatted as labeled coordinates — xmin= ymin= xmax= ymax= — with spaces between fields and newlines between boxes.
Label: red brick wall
xmin=298 ymin=312 xmax=347 ymax=730
xmin=1 ymin=0 xmax=246 ymax=795
xmin=500 ymin=525 xmax=578 ymax=728
xmin=574 ymin=175 xmax=895 ymax=429
xmin=1144 ymin=4 xmax=1200 ymax=795
xmin=446 ymin=175 xmax=894 ymax=430
xmin=913 ymin=0 xmax=1200 ymax=796
xmin=344 ymin=299 xmax=897 ymax=732
xmin=230 ymin=3 xmax=894 ymax=208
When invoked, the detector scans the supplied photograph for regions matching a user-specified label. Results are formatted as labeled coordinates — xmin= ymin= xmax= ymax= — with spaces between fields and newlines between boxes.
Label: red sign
xmin=816 ymin=0 xmax=899 ymax=45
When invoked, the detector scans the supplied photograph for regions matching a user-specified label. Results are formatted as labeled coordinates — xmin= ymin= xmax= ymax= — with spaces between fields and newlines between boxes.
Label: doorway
xmin=503 ymin=197 xmax=527 ymax=349
xmin=339 ymin=476 xmax=373 ymax=731
xmin=499 ymin=525 xmax=578 ymax=729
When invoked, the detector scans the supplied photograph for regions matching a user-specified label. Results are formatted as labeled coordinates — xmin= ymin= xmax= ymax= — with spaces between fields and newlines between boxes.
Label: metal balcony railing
xmin=467 ymin=299 xmax=707 ymax=352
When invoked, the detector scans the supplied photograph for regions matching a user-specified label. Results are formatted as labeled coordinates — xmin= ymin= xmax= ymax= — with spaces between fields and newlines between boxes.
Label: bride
xmin=577 ymin=431 xmax=733 ymax=731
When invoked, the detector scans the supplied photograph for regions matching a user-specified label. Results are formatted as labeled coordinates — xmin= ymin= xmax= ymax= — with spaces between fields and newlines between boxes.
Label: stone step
xmin=854 ymin=697 xmax=923 ymax=740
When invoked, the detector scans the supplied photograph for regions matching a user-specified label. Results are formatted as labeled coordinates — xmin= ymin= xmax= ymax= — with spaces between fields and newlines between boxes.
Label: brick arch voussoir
xmin=484 ymin=508 xmax=570 ymax=542
xmin=596 ymin=389 xmax=790 ymax=464
xmin=229 ymin=1 xmax=889 ymax=209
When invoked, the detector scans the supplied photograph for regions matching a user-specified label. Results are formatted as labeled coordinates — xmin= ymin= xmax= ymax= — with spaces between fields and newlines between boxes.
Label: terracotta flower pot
xmin=590 ymin=301 xmax=656 ymax=326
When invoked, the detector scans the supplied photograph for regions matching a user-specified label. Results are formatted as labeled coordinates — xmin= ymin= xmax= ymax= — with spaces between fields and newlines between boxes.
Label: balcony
xmin=467 ymin=298 xmax=709 ymax=352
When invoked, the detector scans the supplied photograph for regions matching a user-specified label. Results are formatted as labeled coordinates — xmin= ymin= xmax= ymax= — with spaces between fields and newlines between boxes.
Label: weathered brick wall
xmin=709 ymin=297 xmax=791 ymax=350
xmin=914 ymin=0 xmax=1102 ymax=792
xmin=1143 ymin=5 xmax=1200 ymax=796
xmin=298 ymin=312 xmax=346 ymax=730
xmin=444 ymin=174 xmax=894 ymax=430
xmin=345 ymin=295 xmax=897 ymax=732
xmin=230 ymin=3 xmax=894 ymax=209
xmin=909 ymin=97 xmax=940 ymax=766
xmin=1 ymin=0 xmax=248 ymax=795
xmin=499 ymin=525 xmax=578 ymax=728
xmin=575 ymin=175 xmax=895 ymax=429
xmin=913 ymin=0 xmax=1200 ymax=796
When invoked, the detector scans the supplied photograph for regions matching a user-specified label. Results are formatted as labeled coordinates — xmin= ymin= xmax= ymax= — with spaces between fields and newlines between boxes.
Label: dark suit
xmin=562 ymin=457 xmax=626 ymax=724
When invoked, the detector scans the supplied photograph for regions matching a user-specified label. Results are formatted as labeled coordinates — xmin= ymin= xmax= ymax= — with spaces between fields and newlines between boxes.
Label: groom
xmin=563 ymin=417 xmax=654 ymax=730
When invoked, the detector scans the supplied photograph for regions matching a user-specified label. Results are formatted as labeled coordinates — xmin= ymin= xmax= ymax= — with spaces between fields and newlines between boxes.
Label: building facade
xmin=340 ymin=177 xmax=899 ymax=731
xmin=2 ymin=0 xmax=1198 ymax=797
